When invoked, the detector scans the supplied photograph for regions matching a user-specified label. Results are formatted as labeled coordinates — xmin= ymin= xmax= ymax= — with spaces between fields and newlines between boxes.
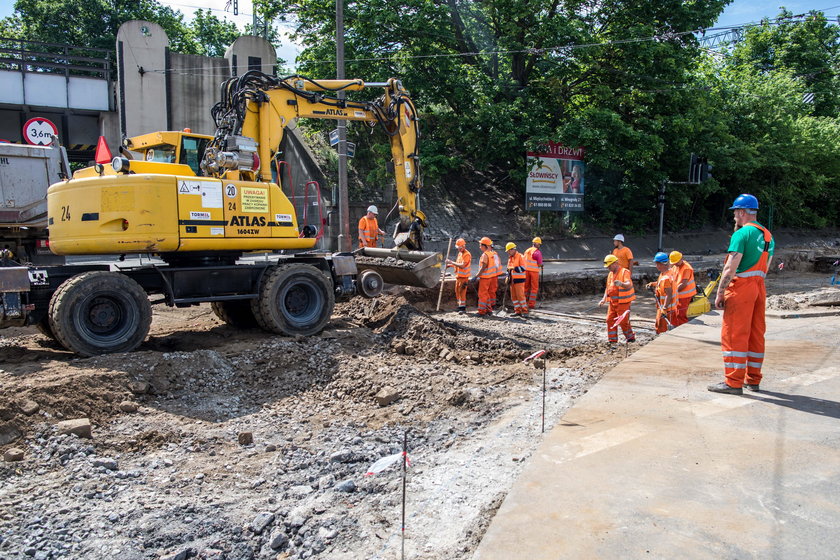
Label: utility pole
xmin=657 ymin=180 xmax=666 ymax=253
xmin=335 ymin=0 xmax=350 ymax=252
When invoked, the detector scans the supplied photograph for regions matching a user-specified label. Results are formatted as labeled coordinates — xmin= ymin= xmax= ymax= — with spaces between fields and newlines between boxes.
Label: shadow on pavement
xmin=747 ymin=389 xmax=840 ymax=420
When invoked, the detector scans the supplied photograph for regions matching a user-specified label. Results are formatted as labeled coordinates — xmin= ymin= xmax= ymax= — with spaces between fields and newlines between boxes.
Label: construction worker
xmin=472 ymin=237 xmax=501 ymax=317
xmin=523 ymin=237 xmax=543 ymax=309
xmin=708 ymin=194 xmax=774 ymax=395
xmin=446 ymin=238 xmax=472 ymax=314
xmin=358 ymin=205 xmax=386 ymax=248
xmin=647 ymin=252 xmax=675 ymax=334
xmin=669 ymin=251 xmax=696 ymax=327
xmin=611 ymin=234 xmax=635 ymax=275
xmin=599 ymin=254 xmax=636 ymax=343
xmin=505 ymin=242 xmax=528 ymax=317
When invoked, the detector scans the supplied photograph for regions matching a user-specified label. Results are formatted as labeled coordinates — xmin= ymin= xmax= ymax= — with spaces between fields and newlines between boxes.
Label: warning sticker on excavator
xmin=179 ymin=180 xmax=222 ymax=209
xmin=404 ymin=162 xmax=412 ymax=178
xmin=241 ymin=187 xmax=269 ymax=213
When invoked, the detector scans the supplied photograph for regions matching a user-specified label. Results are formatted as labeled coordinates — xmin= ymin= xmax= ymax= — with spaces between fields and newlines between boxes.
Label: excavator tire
xmin=251 ymin=263 xmax=334 ymax=337
xmin=48 ymin=271 xmax=152 ymax=357
xmin=211 ymin=300 xmax=259 ymax=328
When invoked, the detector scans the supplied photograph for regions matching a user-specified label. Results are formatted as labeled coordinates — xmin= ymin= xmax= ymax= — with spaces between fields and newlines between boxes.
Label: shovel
xmin=496 ymin=275 xmax=512 ymax=318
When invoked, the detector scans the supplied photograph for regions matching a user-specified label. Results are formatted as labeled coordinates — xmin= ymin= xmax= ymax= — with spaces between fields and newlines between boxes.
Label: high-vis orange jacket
xmin=672 ymin=261 xmax=697 ymax=299
xmin=479 ymin=250 xmax=501 ymax=278
xmin=607 ymin=267 xmax=635 ymax=304
xmin=523 ymin=247 xmax=542 ymax=272
xmin=507 ymin=252 xmax=526 ymax=282
xmin=453 ymin=250 xmax=472 ymax=278
xmin=358 ymin=216 xmax=380 ymax=248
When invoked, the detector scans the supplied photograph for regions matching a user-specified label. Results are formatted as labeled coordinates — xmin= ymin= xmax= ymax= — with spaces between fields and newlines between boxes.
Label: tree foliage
xmin=254 ymin=1 xmax=840 ymax=230
xmin=0 ymin=0 xmax=241 ymax=56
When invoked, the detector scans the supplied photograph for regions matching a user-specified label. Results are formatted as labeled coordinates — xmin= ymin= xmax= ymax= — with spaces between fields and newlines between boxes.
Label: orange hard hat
xmin=480 ymin=236 xmax=493 ymax=246
xmin=455 ymin=238 xmax=466 ymax=248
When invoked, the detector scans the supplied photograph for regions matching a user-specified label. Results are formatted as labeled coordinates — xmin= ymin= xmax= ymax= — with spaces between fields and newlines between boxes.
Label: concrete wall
xmin=116 ymin=20 xmax=169 ymax=137
xmin=168 ymin=53 xmax=230 ymax=135
xmin=225 ymin=35 xmax=277 ymax=76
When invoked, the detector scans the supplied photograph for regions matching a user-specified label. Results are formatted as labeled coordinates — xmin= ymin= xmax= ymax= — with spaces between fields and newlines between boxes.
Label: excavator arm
xmin=201 ymin=72 xmax=426 ymax=249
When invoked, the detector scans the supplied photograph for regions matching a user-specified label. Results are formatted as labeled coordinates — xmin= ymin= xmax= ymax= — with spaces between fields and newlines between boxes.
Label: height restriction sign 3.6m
xmin=23 ymin=117 xmax=58 ymax=146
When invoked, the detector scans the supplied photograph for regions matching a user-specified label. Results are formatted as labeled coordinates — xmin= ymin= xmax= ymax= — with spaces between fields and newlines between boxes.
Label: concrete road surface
xmin=474 ymin=310 xmax=840 ymax=560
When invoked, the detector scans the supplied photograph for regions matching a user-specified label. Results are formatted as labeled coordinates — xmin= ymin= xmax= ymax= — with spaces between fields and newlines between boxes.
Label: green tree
xmin=188 ymin=8 xmax=241 ymax=57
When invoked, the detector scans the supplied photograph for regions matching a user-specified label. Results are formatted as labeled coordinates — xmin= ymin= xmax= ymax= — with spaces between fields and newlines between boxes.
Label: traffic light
xmin=689 ymin=154 xmax=712 ymax=183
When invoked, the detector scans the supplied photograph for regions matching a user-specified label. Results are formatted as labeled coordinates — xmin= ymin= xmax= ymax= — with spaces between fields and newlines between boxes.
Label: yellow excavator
xmin=0 ymin=73 xmax=441 ymax=355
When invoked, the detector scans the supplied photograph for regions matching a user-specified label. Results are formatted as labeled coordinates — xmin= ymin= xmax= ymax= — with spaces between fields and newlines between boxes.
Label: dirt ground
xmin=1 ymin=252 xmax=838 ymax=560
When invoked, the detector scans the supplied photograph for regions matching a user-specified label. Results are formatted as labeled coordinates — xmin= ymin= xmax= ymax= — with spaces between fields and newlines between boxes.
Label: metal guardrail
xmin=0 ymin=37 xmax=111 ymax=79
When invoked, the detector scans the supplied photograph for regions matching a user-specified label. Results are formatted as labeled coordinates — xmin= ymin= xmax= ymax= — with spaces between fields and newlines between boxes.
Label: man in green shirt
xmin=708 ymin=194 xmax=774 ymax=395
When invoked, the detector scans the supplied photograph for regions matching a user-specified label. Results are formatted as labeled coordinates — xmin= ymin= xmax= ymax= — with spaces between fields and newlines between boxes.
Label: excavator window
xmin=180 ymin=136 xmax=209 ymax=176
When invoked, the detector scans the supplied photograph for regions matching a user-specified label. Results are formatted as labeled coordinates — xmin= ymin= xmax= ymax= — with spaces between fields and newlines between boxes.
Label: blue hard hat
xmin=653 ymin=252 xmax=669 ymax=264
xmin=729 ymin=194 xmax=759 ymax=210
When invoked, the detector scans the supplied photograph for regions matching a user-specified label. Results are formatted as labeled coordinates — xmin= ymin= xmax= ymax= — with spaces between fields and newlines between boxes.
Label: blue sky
xmin=1 ymin=0 xmax=839 ymax=64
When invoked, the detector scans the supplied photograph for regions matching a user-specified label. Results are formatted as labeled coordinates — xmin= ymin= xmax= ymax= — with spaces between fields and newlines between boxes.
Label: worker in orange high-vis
xmin=505 ymin=242 xmax=529 ymax=317
xmin=647 ymin=252 xmax=675 ymax=334
xmin=523 ymin=237 xmax=543 ymax=309
xmin=599 ymin=254 xmax=636 ymax=343
xmin=669 ymin=250 xmax=696 ymax=327
xmin=358 ymin=205 xmax=386 ymax=248
xmin=708 ymin=194 xmax=774 ymax=395
xmin=611 ymin=234 xmax=636 ymax=275
xmin=446 ymin=238 xmax=472 ymax=314
xmin=472 ymin=237 xmax=501 ymax=317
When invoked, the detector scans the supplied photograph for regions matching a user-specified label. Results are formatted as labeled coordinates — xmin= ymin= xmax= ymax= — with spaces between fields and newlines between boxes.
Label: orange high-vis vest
xmin=507 ymin=252 xmax=526 ymax=281
xmin=656 ymin=272 xmax=676 ymax=312
xmin=453 ymin=250 xmax=472 ymax=278
xmin=479 ymin=250 xmax=501 ymax=278
xmin=736 ymin=222 xmax=772 ymax=278
xmin=673 ymin=261 xmax=697 ymax=299
xmin=607 ymin=267 xmax=635 ymax=304
xmin=358 ymin=216 xmax=379 ymax=247
xmin=523 ymin=247 xmax=541 ymax=272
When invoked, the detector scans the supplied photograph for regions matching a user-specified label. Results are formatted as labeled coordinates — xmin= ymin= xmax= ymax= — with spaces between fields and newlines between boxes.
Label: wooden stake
xmin=436 ymin=237 xmax=453 ymax=311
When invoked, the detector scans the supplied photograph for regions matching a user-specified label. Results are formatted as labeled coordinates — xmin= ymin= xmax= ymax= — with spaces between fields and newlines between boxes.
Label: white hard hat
xmin=613 ymin=234 xmax=625 ymax=242
xmin=367 ymin=205 xmax=378 ymax=214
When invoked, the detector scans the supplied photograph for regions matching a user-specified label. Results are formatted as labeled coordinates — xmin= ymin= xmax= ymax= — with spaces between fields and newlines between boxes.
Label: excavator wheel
xmin=251 ymin=263 xmax=334 ymax=337
xmin=48 ymin=271 xmax=152 ymax=357
xmin=211 ymin=300 xmax=259 ymax=328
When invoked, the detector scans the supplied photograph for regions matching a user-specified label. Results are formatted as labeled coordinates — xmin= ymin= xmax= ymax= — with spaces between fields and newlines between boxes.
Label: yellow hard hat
xmin=669 ymin=251 xmax=682 ymax=264
xmin=505 ymin=242 xmax=517 ymax=251
xmin=532 ymin=237 xmax=542 ymax=244
xmin=480 ymin=236 xmax=493 ymax=246
xmin=603 ymin=254 xmax=619 ymax=267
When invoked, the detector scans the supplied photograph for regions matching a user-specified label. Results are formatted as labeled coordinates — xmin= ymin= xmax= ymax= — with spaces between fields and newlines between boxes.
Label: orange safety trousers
xmin=477 ymin=278 xmax=497 ymax=315
xmin=721 ymin=275 xmax=766 ymax=388
xmin=455 ymin=278 xmax=468 ymax=310
xmin=524 ymin=271 xmax=539 ymax=308
xmin=510 ymin=281 xmax=528 ymax=314
xmin=606 ymin=302 xmax=634 ymax=342
xmin=672 ymin=298 xmax=690 ymax=327
xmin=655 ymin=309 xmax=673 ymax=334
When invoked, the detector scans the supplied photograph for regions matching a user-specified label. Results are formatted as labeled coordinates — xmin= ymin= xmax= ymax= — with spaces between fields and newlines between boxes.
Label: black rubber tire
xmin=251 ymin=264 xmax=334 ymax=336
xmin=35 ymin=317 xmax=56 ymax=340
xmin=48 ymin=271 xmax=152 ymax=357
xmin=211 ymin=300 xmax=259 ymax=328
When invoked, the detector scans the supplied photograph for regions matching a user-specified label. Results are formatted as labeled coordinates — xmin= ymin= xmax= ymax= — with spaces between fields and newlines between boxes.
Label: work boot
xmin=458 ymin=308 xmax=466 ymax=315
xmin=745 ymin=384 xmax=760 ymax=392
xmin=707 ymin=382 xmax=743 ymax=395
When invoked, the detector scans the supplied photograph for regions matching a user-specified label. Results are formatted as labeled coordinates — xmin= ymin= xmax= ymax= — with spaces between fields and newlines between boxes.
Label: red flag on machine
xmin=94 ymin=136 xmax=112 ymax=164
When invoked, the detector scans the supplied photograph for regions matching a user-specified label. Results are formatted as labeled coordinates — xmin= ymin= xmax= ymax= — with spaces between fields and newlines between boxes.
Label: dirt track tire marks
xmin=211 ymin=300 xmax=259 ymax=328
xmin=48 ymin=271 xmax=152 ymax=356
xmin=251 ymin=264 xmax=334 ymax=336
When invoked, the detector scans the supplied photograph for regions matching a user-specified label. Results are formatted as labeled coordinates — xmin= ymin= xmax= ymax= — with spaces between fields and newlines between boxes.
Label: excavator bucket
xmin=687 ymin=268 xmax=721 ymax=319
xmin=354 ymin=247 xmax=443 ymax=288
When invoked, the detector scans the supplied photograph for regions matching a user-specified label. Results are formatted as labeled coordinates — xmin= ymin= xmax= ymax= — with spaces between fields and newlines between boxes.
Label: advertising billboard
xmin=525 ymin=143 xmax=585 ymax=212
